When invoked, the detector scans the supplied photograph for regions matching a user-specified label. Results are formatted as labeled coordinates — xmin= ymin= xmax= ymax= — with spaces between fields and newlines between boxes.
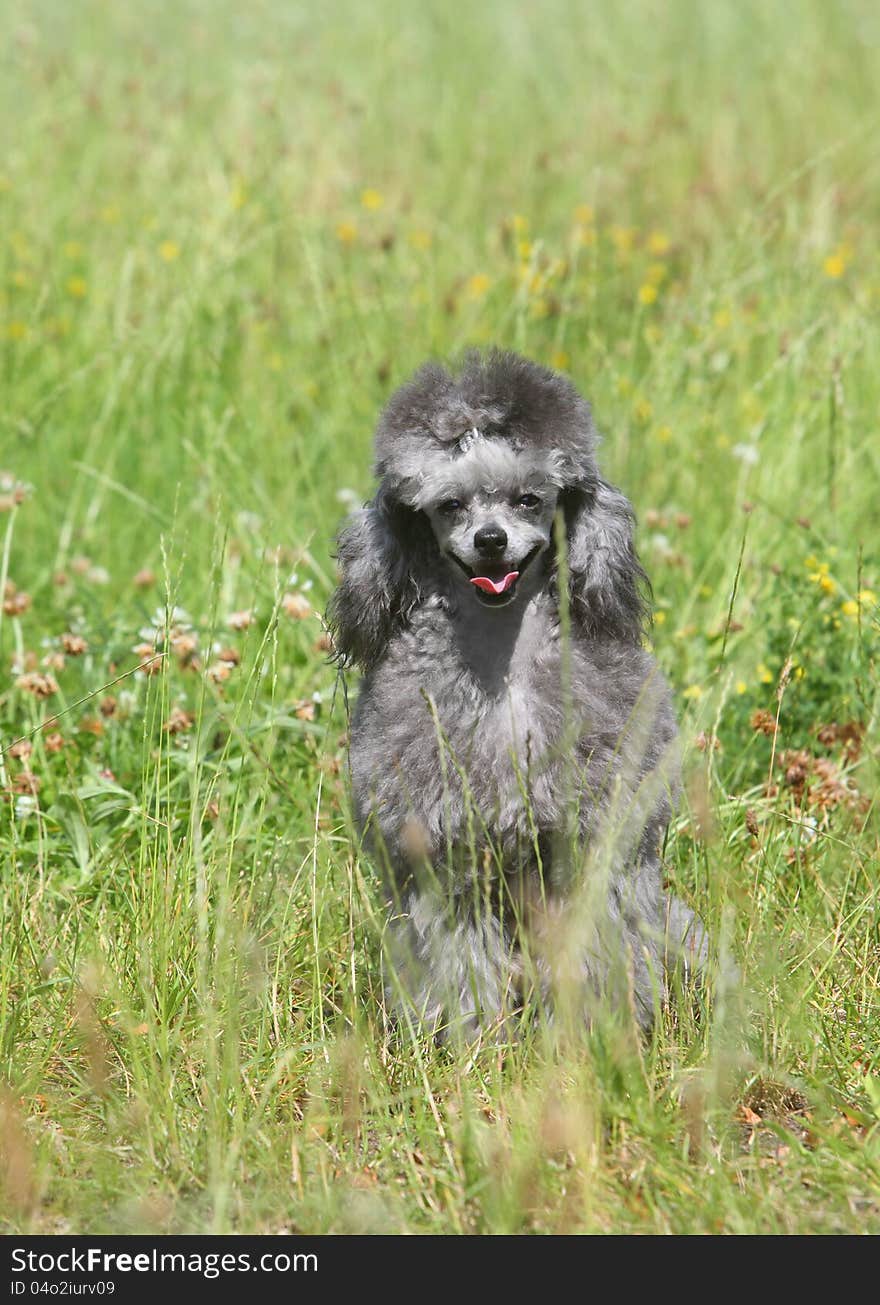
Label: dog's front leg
xmin=383 ymin=887 xmax=519 ymax=1042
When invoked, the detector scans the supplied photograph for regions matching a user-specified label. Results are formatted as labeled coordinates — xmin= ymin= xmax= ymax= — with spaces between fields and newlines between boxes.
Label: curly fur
xmin=329 ymin=349 xmax=706 ymax=1039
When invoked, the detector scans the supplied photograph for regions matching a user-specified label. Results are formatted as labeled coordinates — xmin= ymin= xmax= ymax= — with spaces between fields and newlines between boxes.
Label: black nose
xmin=474 ymin=524 xmax=508 ymax=555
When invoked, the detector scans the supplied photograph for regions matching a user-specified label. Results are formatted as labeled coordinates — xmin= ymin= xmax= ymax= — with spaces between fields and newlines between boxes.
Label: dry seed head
xmin=10 ymin=770 xmax=40 ymax=795
xmin=16 ymin=672 xmax=59 ymax=699
xmin=170 ymin=631 xmax=198 ymax=664
xmin=750 ymin=709 xmax=777 ymax=737
xmin=0 ymin=1091 xmax=37 ymax=1215
xmin=133 ymin=645 xmax=163 ymax=674
xmin=3 ymin=589 xmax=31 ymax=616
xmin=163 ymin=706 xmax=195 ymax=734
xmin=282 ymin=592 xmax=312 ymax=619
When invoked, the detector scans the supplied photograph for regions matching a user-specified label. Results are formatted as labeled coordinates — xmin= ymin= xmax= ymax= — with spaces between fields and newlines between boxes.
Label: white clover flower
xmin=236 ymin=510 xmax=262 ymax=533
xmin=15 ymin=795 xmax=38 ymax=820
xmin=731 ymin=443 xmax=759 ymax=465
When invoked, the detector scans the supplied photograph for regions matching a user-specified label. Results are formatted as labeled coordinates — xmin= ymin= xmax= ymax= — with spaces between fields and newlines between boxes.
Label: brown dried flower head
xmin=750 ymin=709 xmax=777 ymax=737
xmin=61 ymin=633 xmax=88 ymax=656
xmin=163 ymin=706 xmax=195 ymax=735
xmin=16 ymin=672 xmax=59 ymax=700
xmin=3 ymin=588 xmax=31 ymax=617
xmin=282 ymin=593 xmax=312 ymax=620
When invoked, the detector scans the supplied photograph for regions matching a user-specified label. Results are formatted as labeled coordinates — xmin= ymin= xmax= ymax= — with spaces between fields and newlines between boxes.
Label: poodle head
xmin=328 ymin=349 xmax=648 ymax=668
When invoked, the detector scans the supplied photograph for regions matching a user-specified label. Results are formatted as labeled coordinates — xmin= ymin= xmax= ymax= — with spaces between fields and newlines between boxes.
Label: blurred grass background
xmin=0 ymin=0 xmax=878 ymax=1232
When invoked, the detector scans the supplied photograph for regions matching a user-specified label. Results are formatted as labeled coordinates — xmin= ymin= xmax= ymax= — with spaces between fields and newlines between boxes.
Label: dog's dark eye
xmin=438 ymin=498 xmax=463 ymax=516
xmin=517 ymin=493 xmax=541 ymax=509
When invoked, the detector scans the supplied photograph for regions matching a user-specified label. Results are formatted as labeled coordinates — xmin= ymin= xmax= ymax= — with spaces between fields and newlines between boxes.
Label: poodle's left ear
xmin=561 ymin=477 xmax=649 ymax=644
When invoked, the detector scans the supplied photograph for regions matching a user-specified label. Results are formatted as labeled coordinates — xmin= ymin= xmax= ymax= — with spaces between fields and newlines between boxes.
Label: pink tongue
xmin=470 ymin=571 xmax=519 ymax=595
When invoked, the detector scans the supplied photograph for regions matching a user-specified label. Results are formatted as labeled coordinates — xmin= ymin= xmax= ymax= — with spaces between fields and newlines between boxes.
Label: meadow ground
xmin=1 ymin=0 xmax=879 ymax=1234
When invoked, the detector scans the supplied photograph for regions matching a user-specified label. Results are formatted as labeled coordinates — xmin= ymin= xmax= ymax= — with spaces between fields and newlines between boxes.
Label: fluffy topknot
xmin=374 ymin=349 xmax=598 ymax=491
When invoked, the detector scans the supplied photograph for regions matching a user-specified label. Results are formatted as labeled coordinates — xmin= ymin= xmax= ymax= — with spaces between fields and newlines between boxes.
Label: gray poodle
xmin=330 ymin=349 xmax=706 ymax=1039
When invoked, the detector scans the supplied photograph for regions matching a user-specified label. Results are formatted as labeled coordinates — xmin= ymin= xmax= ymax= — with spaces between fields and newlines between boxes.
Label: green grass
xmin=1 ymin=0 xmax=879 ymax=1234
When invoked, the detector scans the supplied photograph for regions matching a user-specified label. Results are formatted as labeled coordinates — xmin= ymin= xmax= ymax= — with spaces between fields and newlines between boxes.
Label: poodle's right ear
xmin=327 ymin=486 xmax=436 ymax=671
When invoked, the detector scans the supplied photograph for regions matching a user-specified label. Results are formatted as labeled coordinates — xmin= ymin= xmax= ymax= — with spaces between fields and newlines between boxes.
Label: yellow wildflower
xmin=757 ymin=663 xmax=773 ymax=684
xmin=735 ymin=680 xmax=747 ymax=695
xmin=682 ymin=685 xmax=703 ymax=700
xmin=5 ymin=321 xmax=29 ymax=341
xmin=638 ymin=283 xmax=658 ymax=306
xmin=646 ymin=230 xmax=671 ymax=256
xmin=408 ymin=229 xmax=432 ymax=251
xmin=823 ymin=251 xmax=846 ymax=279
xmin=66 ymin=275 xmax=88 ymax=298
xmin=360 ymin=188 xmax=384 ymax=211
xmin=610 ymin=225 xmax=637 ymax=254
xmin=159 ymin=240 xmax=180 ymax=262
xmin=466 ymin=273 xmax=491 ymax=300
xmin=655 ymin=425 xmax=672 ymax=443
xmin=512 ymin=214 xmax=529 ymax=233
xmin=336 ymin=221 xmax=358 ymax=245
xmin=550 ymin=349 xmax=570 ymax=370
xmin=573 ymin=204 xmax=594 ymax=224
xmin=654 ymin=610 xmax=667 ymax=625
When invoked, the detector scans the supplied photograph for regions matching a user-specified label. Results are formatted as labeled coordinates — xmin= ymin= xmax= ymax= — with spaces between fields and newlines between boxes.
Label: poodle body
xmin=330 ymin=351 xmax=704 ymax=1036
